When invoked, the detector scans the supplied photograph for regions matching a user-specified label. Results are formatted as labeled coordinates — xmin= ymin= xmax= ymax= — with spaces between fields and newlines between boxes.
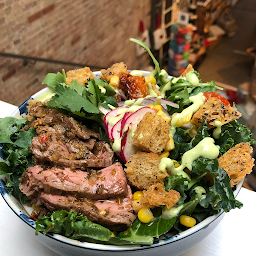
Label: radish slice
xmin=120 ymin=127 xmax=140 ymax=163
xmin=111 ymin=119 xmax=122 ymax=140
xmin=121 ymin=107 xmax=157 ymax=136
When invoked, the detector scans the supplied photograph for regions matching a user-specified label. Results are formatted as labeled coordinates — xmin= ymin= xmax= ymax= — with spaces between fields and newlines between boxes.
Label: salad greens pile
xmin=0 ymin=38 xmax=255 ymax=246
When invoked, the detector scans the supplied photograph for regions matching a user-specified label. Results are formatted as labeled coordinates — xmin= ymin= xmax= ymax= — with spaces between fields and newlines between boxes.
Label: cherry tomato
xmin=39 ymin=135 xmax=48 ymax=144
xmin=203 ymin=92 xmax=231 ymax=106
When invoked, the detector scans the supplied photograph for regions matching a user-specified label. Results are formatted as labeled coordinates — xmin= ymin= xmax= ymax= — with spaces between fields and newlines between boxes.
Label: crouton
xmin=133 ymin=183 xmax=181 ymax=211
xmin=101 ymin=62 xmax=129 ymax=83
xmin=218 ymin=142 xmax=254 ymax=187
xmin=180 ymin=64 xmax=194 ymax=77
xmin=132 ymin=112 xmax=170 ymax=154
xmin=125 ymin=152 xmax=167 ymax=190
xmin=66 ymin=67 xmax=94 ymax=85
xmin=191 ymin=97 xmax=241 ymax=129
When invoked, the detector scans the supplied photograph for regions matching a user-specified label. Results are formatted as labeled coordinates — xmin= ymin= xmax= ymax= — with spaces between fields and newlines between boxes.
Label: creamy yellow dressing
xmin=112 ymin=138 xmax=121 ymax=152
xmin=213 ymin=121 xmax=222 ymax=139
xmin=159 ymin=137 xmax=219 ymax=177
xmin=130 ymin=70 xmax=144 ymax=77
xmin=171 ymin=93 xmax=205 ymax=127
xmin=148 ymin=83 xmax=158 ymax=97
xmin=169 ymin=127 xmax=176 ymax=137
xmin=186 ymin=71 xmax=199 ymax=86
xmin=161 ymin=205 xmax=183 ymax=220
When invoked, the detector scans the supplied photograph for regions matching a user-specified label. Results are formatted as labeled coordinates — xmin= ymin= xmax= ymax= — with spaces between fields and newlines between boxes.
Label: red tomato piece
xmin=39 ymin=135 xmax=48 ymax=144
xmin=203 ymin=92 xmax=231 ymax=106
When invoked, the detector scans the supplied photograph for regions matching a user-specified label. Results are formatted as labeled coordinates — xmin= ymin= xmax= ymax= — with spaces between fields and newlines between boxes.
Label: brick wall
xmin=0 ymin=0 xmax=151 ymax=106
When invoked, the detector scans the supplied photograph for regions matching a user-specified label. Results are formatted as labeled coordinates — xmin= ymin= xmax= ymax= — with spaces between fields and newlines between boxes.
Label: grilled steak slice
xmin=31 ymin=132 xmax=114 ymax=168
xmin=39 ymin=186 xmax=135 ymax=230
xmin=25 ymin=101 xmax=100 ymax=140
xmin=19 ymin=163 xmax=128 ymax=200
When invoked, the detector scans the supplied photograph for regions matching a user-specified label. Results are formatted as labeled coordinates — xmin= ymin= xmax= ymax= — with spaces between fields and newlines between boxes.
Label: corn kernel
xmin=111 ymin=232 xmax=115 ymax=237
xmin=160 ymin=151 xmax=170 ymax=159
xmin=183 ymin=110 xmax=193 ymax=124
xmin=133 ymin=191 xmax=144 ymax=200
xmin=138 ymin=207 xmax=154 ymax=223
xmin=165 ymin=136 xmax=174 ymax=151
xmin=172 ymin=159 xmax=180 ymax=168
xmin=180 ymin=215 xmax=196 ymax=227
xmin=175 ymin=118 xmax=183 ymax=127
xmin=145 ymin=75 xmax=156 ymax=84
xmin=38 ymin=118 xmax=44 ymax=125
xmin=109 ymin=76 xmax=120 ymax=88
xmin=154 ymin=105 xmax=163 ymax=112
xmin=172 ymin=160 xmax=180 ymax=168
xmin=157 ymin=110 xmax=171 ymax=123
xmin=147 ymin=104 xmax=154 ymax=109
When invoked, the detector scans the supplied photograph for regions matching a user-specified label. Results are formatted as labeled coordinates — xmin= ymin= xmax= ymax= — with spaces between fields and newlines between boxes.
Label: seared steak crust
xmin=26 ymin=101 xmax=113 ymax=168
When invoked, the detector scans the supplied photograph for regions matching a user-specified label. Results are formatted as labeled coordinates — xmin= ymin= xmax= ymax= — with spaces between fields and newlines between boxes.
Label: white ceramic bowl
xmin=0 ymin=71 xmax=243 ymax=256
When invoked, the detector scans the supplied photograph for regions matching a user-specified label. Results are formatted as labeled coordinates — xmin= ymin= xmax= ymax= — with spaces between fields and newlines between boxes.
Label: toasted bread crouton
xmin=191 ymin=97 xmax=241 ymax=129
xmin=132 ymin=112 xmax=170 ymax=154
xmin=125 ymin=152 xmax=167 ymax=190
xmin=66 ymin=67 xmax=94 ymax=86
xmin=180 ymin=64 xmax=194 ymax=77
xmin=133 ymin=183 xmax=180 ymax=211
xmin=218 ymin=142 xmax=254 ymax=187
xmin=101 ymin=62 xmax=129 ymax=83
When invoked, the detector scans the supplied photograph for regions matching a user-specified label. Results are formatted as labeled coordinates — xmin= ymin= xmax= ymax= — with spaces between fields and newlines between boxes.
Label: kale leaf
xmin=0 ymin=117 xmax=35 ymax=199
xmin=35 ymin=210 xmax=112 ymax=242
xmin=191 ymin=157 xmax=243 ymax=213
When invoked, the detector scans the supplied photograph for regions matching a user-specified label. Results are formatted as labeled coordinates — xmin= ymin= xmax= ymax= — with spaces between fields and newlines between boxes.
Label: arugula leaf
xmin=42 ymin=70 xmax=66 ymax=89
xmin=130 ymin=38 xmax=160 ymax=74
xmin=191 ymin=157 xmax=243 ymax=212
xmin=35 ymin=210 xmax=112 ymax=242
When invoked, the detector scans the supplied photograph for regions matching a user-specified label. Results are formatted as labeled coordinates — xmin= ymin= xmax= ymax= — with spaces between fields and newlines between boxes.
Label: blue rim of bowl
xmin=0 ymin=71 xmax=244 ymax=252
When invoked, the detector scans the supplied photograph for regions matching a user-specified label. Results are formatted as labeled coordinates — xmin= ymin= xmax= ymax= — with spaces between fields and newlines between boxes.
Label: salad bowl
xmin=0 ymin=71 xmax=244 ymax=256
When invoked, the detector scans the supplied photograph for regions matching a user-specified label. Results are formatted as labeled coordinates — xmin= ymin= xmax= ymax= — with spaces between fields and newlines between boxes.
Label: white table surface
xmin=0 ymin=100 xmax=256 ymax=256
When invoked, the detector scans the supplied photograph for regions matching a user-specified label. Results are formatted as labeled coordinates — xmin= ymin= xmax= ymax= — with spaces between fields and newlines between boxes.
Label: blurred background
xmin=1 ymin=0 xmax=256 ymax=189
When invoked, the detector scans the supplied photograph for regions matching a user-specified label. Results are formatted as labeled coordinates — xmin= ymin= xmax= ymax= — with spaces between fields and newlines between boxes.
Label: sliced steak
xmin=19 ymin=163 xmax=128 ymax=200
xmin=39 ymin=185 xmax=135 ymax=230
xmin=25 ymin=101 xmax=100 ymax=140
xmin=31 ymin=133 xmax=114 ymax=168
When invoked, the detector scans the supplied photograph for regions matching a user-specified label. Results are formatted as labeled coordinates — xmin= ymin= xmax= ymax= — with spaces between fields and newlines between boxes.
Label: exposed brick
xmin=2 ymin=69 xmax=16 ymax=82
xmin=13 ymin=39 xmax=21 ymax=45
xmin=71 ymin=35 xmax=81 ymax=46
xmin=42 ymin=4 xmax=55 ymax=15
xmin=28 ymin=11 xmax=43 ymax=23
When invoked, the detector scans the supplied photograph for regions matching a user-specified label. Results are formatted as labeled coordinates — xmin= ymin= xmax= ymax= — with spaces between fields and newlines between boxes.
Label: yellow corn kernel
xmin=157 ymin=110 xmax=171 ymax=123
xmin=133 ymin=191 xmax=144 ymax=200
xmin=183 ymin=110 xmax=193 ymax=124
xmin=180 ymin=215 xmax=196 ymax=227
xmin=138 ymin=207 xmax=154 ymax=223
xmin=111 ymin=232 xmax=115 ymax=237
xmin=109 ymin=76 xmax=120 ymax=88
xmin=145 ymin=75 xmax=156 ymax=84
xmin=148 ymin=104 xmax=163 ymax=112
xmin=172 ymin=160 xmax=180 ymax=168
xmin=160 ymin=151 xmax=170 ymax=159
xmin=175 ymin=118 xmax=183 ymax=127
xmin=165 ymin=136 xmax=174 ymax=151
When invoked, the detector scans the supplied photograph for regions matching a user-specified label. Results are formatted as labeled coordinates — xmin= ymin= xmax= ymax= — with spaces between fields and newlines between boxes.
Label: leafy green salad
xmin=0 ymin=39 xmax=255 ymax=245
